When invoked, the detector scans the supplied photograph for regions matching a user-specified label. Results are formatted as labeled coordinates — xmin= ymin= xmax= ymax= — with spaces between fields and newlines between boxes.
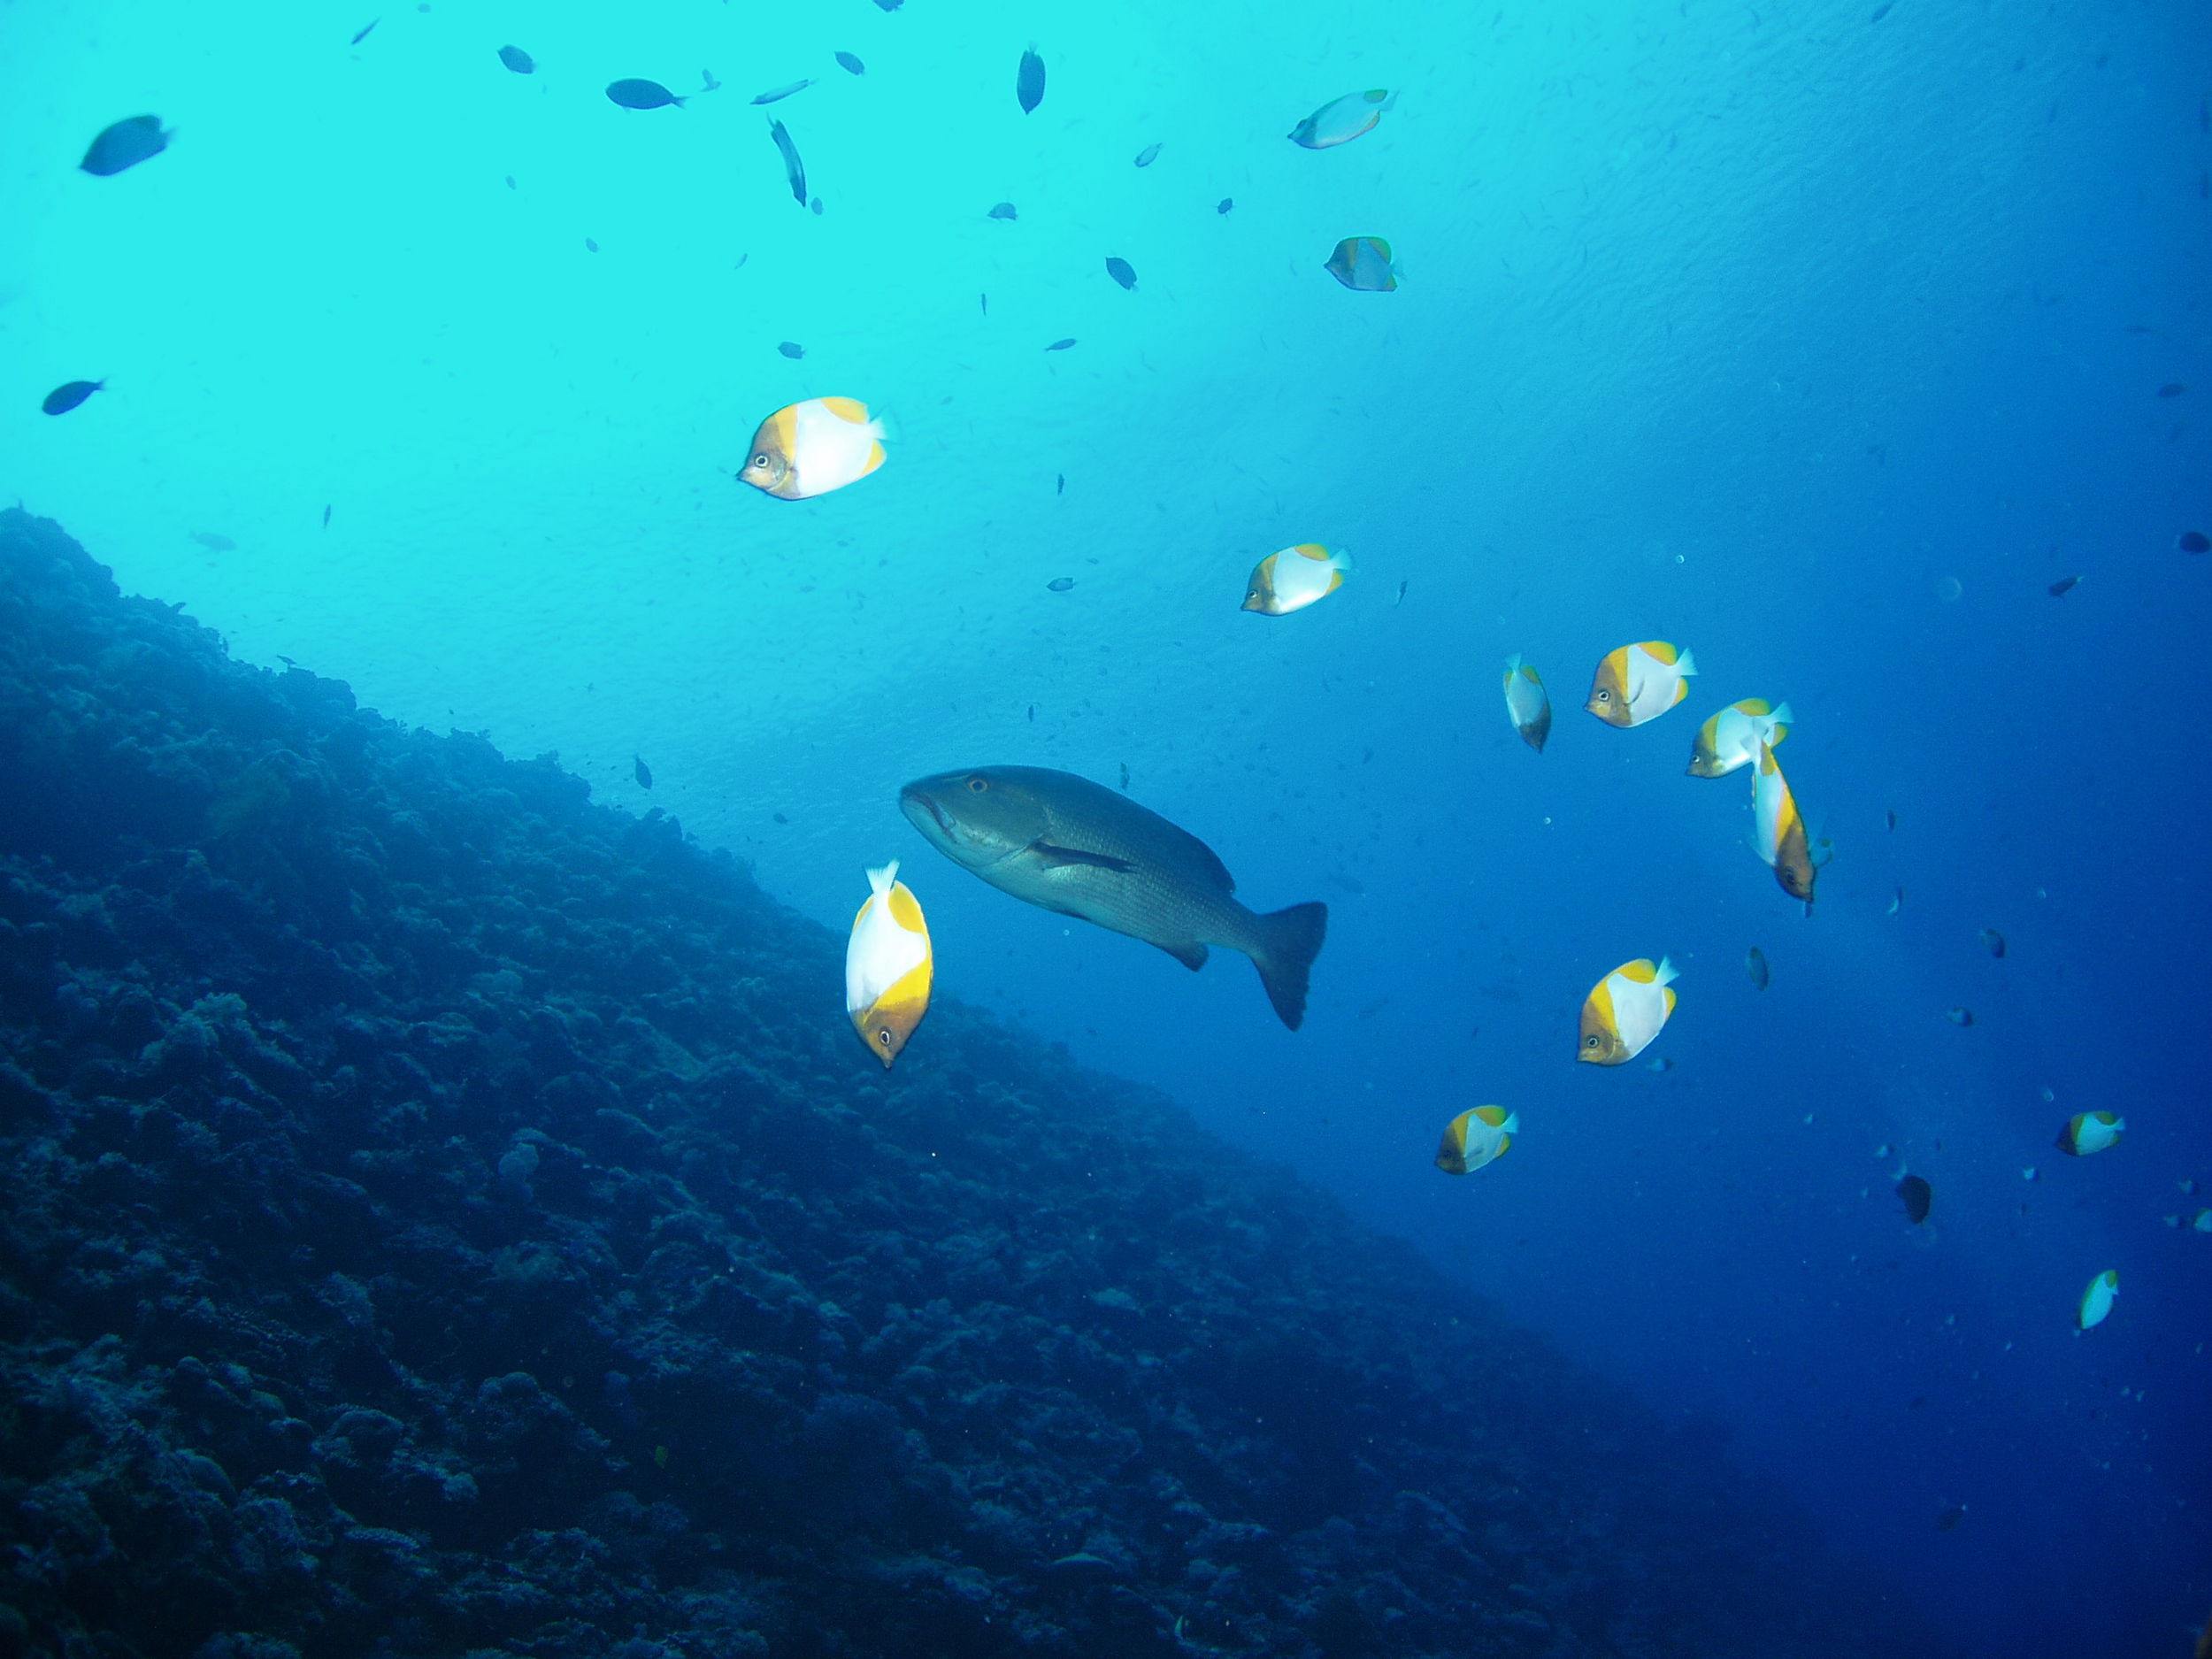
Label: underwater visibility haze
xmin=4 ymin=0 xmax=2209 ymax=1654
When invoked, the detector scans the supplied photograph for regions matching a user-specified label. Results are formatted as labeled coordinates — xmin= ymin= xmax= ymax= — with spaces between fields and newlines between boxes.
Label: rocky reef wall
xmin=0 ymin=510 xmax=1940 ymax=1658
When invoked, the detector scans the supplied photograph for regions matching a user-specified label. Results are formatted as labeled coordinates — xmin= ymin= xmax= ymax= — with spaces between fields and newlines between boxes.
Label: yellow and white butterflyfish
xmin=2076 ymin=1269 xmax=2118 ymax=1331
xmin=2056 ymin=1110 xmax=2125 ymax=1156
xmin=1288 ymin=88 xmax=1398 ymax=149
xmin=1753 ymin=740 xmax=1817 ymax=905
xmin=1585 ymin=641 xmax=1697 ymax=727
xmin=1435 ymin=1104 xmax=1519 ymax=1175
xmin=1578 ymin=956 xmax=1678 ymax=1065
xmin=1502 ymin=655 xmax=1551 ymax=752
xmin=1687 ymin=697 xmax=1793 ymax=778
xmin=1241 ymin=543 xmax=1352 ymax=615
xmin=740 ymin=396 xmax=888 ymax=500
xmin=844 ymin=860 xmax=933 ymax=1066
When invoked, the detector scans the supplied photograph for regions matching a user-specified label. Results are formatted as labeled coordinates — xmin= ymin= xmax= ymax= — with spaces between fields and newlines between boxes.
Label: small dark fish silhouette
xmin=987 ymin=202 xmax=1018 ymax=220
xmin=2178 ymin=531 xmax=2209 ymax=553
xmin=351 ymin=18 xmax=380 ymax=45
xmin=835 ymin=52 xmax=866 ymax=76
xmin=1980 ymin=928 xmax=2007 ymax=958
xmin=634 ymin=756 xmax=653 ymax=790
xmin=1028 ymin=705 xmax=1036 ymax=722
xmin=1392 ymin=580 xmax=1408 ymax=606
xmin=1946 ymin=1006 xmax=1974 ymax=1026
xmin=1118 ymin=763 xmax=1130 ymax=790
xmin=1936 ymin=1504 xmax=1966 ymax=1532
xmin=1886 ymin=809 xmax=1899 ymax=830
xmin=772 ymin=810 xmax=790 ymax=824
xmin=504 ymin=174 xmax=517 ymax=188
xmin=1133 ymin=142 xmax=1162 ymax=167
xmin=607 ymin=79 xmax=685 ymax=110
xmin=2157 ymin=382 xmax=2185 ymax=397
xmin=2047 ymin=574 xmax=2080 ymax=597
xmin=81 ymin=115 xmax=170 ymax=176
xmin=1897 ymin=1174 xmax=1932 ymax=1225
xmin=768 ymin=119 xmax=806 ymax=204
xmin=41 ymin=380 xmax=104 ymax=416
xmin=322 ymin=504 xmax=332 ymax=528
xmin=497 ymin=44 xmax=535 ymax=74
xmin=872 ymin=0 xmax=901 ymax=11
xmin=1056 ymin=473 xmax=1065 ymax=495
xmin=777 ymin=342 xmax=805 ymax=359
xmin=1047 ymin=577 xmax=1075 ymax=592
xmin=701 ymin=70 xmax=722 ymax=95
xmin=1217 ymin=197 xmax=1234 ymax=213
xmin=1104 ymin=256 xmax=1137 ymax=290
xmin=1869 ymin=2 xmax=1892 ymax=19
xmin=584 ymin=237 xmax=599 ymax=252
xmin=753 ymin=80 xmax=813 ymax=105
xmin=810 ymin=196 xmax=824 ymax=215
xmin=1045 ymin=337 xmax=1076 ymax=351
xmin=1746 ymin=946 xmax=1770 ymax=990
xmin=1017 ymin=46 xmax=1046 ymax=113
xmin=189 ymin=532 xmax=235 ymax=551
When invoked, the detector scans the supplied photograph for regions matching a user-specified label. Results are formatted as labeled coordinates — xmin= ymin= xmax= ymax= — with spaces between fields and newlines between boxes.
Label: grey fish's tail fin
xmin=1249 ymin=902 xmax=1328 ymax=1030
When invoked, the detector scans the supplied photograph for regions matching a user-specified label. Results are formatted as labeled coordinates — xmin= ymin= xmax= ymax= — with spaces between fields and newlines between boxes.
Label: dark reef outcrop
xmin=0 ymin=509 xmax=1943 ymax=1658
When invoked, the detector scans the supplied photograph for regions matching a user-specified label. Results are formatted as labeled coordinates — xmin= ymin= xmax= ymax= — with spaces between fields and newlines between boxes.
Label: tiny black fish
xmin=1045 ymin=337 xmax=1076 ymax=351
xmin=768 ymin=119 xmax=806 ymax=204
xmin=1947 ymin=1006 xmax=1974 ymax=1026
xmin=1104 ymin=256 xmax=1137 ymax=290
xmin=322 ymin=504 xmax=332 ymax=528
xmin=1028 ymin=705 xmax=1036 ymax=722
xmin=351 ymin=18 xmax=380 ymax=45
xmin=1047 ymin=577 xmax=1075 ymax=592
xmin=810 ymin=196 xmax=824 ymax=215
xmin=80 ymin=115 xmax=170 ymax=176
xmin=1133 ymin=142 xmax=1162 ymax=167
xmin=1056 ymin=473 xmax=1065 ymax=495
xmin=634 ymin=756 xmax=653 ymax=790
xmin=2047 ymin=574 xmax=2080 ymax=597
xmin=1897 ymin=1174 xmax=1932 ymax=1225
xmin=752 ymin=80 xmax=813 ymax=105
xmin=1980 ymin=927 xmax=2007 ymax=958
xmin=1017 ymin=46 xmax=1046 ymax=113
xmin=1869 ymin=2 xmax=1892 ymax=19
xmin=1886 ymin=809 xmax=1899 ymax=830
xmin=987 ymin=202 xmax=1018 ymax=220
xmin=497 ymin=44 xmax=535 ymax=74
xmin=772 ymin=810 xmax=789 ymax=823
xmin=2178 ymin=530 xmax=2209 ymax=553
xmin=1217 ymin=197 xmax=1234 ymax=214
xmin=1746 ymin=946 xmax=1770 ymax=990
xmin=607 ymin=79 xmax=685 ymax=110
xmin=41 ymin=380 xmax=104 ymax=416
xmin=835 ymin=52 xmax=865 ymax=76
xmin=777 ymin=342 xmax=805 ymax=359
xmin=1118 ymin=763 xmax=1130 ymax=791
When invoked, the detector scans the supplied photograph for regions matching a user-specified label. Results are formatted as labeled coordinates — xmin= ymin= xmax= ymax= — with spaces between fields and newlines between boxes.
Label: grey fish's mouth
xmin=902 ymin=787 xmax=949 ymax=837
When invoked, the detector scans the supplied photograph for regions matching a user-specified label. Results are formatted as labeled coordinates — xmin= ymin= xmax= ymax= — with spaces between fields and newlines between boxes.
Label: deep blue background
xmin=6 ymin=0 xmax=2208 ymax=1650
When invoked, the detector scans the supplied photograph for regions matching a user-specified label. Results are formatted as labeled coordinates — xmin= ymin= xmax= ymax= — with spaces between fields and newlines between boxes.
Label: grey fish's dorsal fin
xmin=1030 ymin=841 xmax=1136 ymax=873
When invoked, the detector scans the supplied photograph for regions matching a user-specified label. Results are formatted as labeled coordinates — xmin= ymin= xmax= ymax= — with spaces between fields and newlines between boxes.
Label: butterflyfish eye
xmin=1584 ymin=1033 xmax=1601 ymax=1048
xmin=1596 ymin=689 xmax=1611 ymax=702
xmin=751 ymin=453 xmax=771 ymax=467
xmin=967 ymin=778 xmax=989 ymax=793
xmin=876 ymin=1028 xmax=893 ymax=1048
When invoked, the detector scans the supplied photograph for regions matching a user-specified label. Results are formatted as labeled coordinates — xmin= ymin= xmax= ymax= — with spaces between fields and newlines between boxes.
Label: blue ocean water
xmin=5 ymin=0 xmax=2208 ymax=1652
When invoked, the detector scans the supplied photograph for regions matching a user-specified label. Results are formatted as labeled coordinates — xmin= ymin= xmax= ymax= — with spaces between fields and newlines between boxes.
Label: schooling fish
xmin=778 ymin=342 xmax=805 ymax=359
xmin=2055 ymin=1111 xmax=2124 ymax=1156
xmin=496 ymin=44 xmax=535 ymax=74
xmin=767 ymin=119 xmax=807 ymax=204
xmin=1242 ymin=544 xmax=1351 ymax=616
xmin=1752 ymin=741 xmax=1816 ymax=904
xmin=633 ymin=756 xmax=653 ymax=790
xmin=2179 ymin=531 xmax=2210 ymax=553
xmin=836 ymin=52 xmax=866 ymax=76
xmin=1045 ymin=337 xmax=1077 ymax=351
xmin=1746 ymin=946 xmax=1770 ymax=990
xmin=607 ymin=79 xmax=686 ymax=110
xmin=1586 ymin=641 xmax=1697 ymax=727
xmin=2076 ymin=1269 xmax=2118 ymax=1331
xmin=1324 ymin=235 xmax=1399 ymax=292
xmin=41 ymin=380 xmax=104 ymax=416
xmin=1687 ymin=697 xmax=1793 ymax=777
xmin=899 ymin=765 xmax=1327 ymax=1029
xmin=1105 ymin=257 xmax=1137 ymax=290
xmin=988 ymin=202 xmax=1018 ymax=220
xmin=845 ymin=861 xmax=933 ymax=1066
xmin=1897 ymin=1173 xmax=1932 ymax=1225
xmin=1947 ymin=1006 xmax=1974 ymax=1026
xmin=1290 ymin=88 xmax=1398 ymax=149
xmin=1435 ymin=1105 xmax=1518 ymax=1176
xmin=81 ymin=115 xmax=170 ymax=176
xmin=739 ymin=397 xmax=887 ymax=501
xmin=1578 ymin=957 xmax=1678 ymax=1065
xmin=1502 ymin=654 xmax=1551 ymax=751
xmin=2193 ymin=1210 xmax=2212 ymax=1233
xmin=753 ymin=80 xmax=814 ymax=104
xmin=1217 ymin=197 xmax=1234 ymax=214
xmin=350 ymin=18 xmax=379 ymax=44
xmin=2047 ymin=574 xmax=2082 ymax=597
xmin=1017 ymin=45 xmax=1047 ymax=113
xmin=1133 ymin=142 xmax=1162 ymax=167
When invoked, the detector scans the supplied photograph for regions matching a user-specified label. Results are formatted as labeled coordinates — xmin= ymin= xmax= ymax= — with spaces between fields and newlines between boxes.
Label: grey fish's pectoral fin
xmin=1029 ymin=840 xmax=1135 ymax=873
xmin=1157 ymin=940 xmax=1209 ymax=972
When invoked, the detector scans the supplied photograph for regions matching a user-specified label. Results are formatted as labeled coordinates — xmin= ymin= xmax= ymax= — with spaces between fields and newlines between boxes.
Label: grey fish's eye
xmin=967 ymin=778 xmax=989 ymax=793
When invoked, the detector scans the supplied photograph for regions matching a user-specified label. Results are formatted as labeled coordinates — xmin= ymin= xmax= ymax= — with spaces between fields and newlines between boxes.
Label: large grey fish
xmin=899 ymin=765 xmax=1327 ymax=1028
